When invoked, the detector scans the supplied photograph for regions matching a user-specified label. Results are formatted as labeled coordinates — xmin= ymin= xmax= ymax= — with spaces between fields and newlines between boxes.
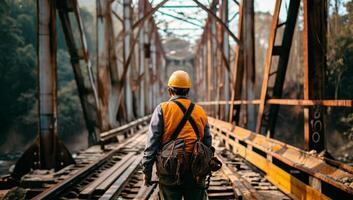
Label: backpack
xmin=156 ymin=100 xmax=221 ymax=186
xmin=171 ymin=101 xmax=216 ymax=181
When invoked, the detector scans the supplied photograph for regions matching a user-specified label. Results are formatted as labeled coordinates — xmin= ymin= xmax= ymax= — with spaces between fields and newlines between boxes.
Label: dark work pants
xmin=158 ymin=171 xmax=206 ymax=200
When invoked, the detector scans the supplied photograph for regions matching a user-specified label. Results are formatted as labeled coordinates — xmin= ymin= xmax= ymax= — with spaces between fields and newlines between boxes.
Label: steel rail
xmin=33 ymin=125 xmax=149 ymax=199
xmin=100 ymin=115 xmax=151 ymax=142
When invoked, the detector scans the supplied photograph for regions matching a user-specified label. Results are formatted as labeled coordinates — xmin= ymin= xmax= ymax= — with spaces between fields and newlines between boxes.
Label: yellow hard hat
xmin=167 ymin=70 xmax=192 ymax=88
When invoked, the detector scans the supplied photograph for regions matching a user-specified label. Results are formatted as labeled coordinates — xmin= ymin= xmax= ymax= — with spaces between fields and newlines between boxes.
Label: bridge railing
xmin=100 ymin=115 xmax=151 ymax=148
xmin=209 ymin=117 xmax=353 ymax=199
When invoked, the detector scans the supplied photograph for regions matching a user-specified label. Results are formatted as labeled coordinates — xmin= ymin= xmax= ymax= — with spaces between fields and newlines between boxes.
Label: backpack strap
xmin=172 ymin=100 xmax=200 ymax=140
xmin=166 ymin=102 xmax=195 ymax=144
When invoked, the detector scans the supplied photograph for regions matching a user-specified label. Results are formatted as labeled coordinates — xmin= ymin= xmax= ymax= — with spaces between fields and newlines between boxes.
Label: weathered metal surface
xmin=255 ymin=0 xmax=282 ymax=134
xmin=192 ymin=0 xmax=241 ymax=45
xmin=13 ymin=0 xmax=74 ymax=179
xmin=97 ymin=0 xmax=116 ymax=131
xmin=229 ymin=0 xmax=244 ymax=124
xmin=303 ymin=0 xmax=327 ymax=152
xmin=32 ymin=121 xmax=149 ymax=199
xmin=100 ymin=116 xmax=150 ymax=143
xmin=123 ymin=0 xmax=135 ymax=122
xmin=57 ymin=0 xmax=100 ymax=145
xmin=199 ymin=99 xmax=353 ymax=107
xmin=138 ymin=0 xmax=146 ymax=118
xmin=209 ymin=117 xmax=353 ymax=199
xmin=266 ymin=0 xmax=301 ymax=137
xmin=243 ymin=0 xmax=256 ymax=131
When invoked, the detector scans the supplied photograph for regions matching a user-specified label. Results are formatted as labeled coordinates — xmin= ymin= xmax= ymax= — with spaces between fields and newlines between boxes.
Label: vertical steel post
xmin=243 ymin=0 xmax=256 ymax=131
xmin=303 ymin=0 xmax=327 ymax=152
xmin=123 ymin=0 xmax=134 ymax=121
xmin=222 ymin=0 xmax=230 ymax=121
xmin=256 ymin=0 xmax=282 ymax=134
xmin=267 ymin=0 xmax=300 ymax=136
xmin=37 ymin=0 xmax=59 ymax=169
xmin=207 ymin=23 xmax=212 ymax=104
xmin=151 ymin=33 xmax=157 ymax=107
xmin=229 ymin=1 xmax=244 ymax=124
xmin=144 ymin=7 xmax=151 ymax=114
xmin=138 ymin=0 xmax=145 ymax=117
xmin=211 ymin=3 xmax=217 ymax=117
xmin=97 ymin=0 xmax=113 ymax=131
xmin=13 ymin=0 xmax=74 ymax=179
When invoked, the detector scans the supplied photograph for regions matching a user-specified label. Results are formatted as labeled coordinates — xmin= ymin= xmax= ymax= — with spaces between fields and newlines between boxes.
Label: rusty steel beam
xmin=207 ymin=23 xmax=213 ymax=103
xmin=138 ymin=0 xmax=145 ymax=117
xmin=13 ymin=0 xmax=74 ymax=179
xmin=221 ymin=0 xmax=230 ymax=121
xmin=266 ymin=0 xmax=301 ymax=137
xmin=255 ymin=0 xmax=282 ymax=134
xmin=303 ymin=0 xmax=327 ymax=152
xmin=123 ymin=0 xmax=135 ymax=121
xmin=36 ymin=0 xmax=59 ymax=170
xmin=243 ymin=0 xmax=256 ymax=130
xmin=229 ymin=0 xmax=244 ymax=124
xmin=109 ymin=0 xmax=165 ymax=120
xmin=57 ymin=0 xmax=100 ymax=145
xmin=192 ymin=0 xmax=241 ymax=45
xmin=127 ymin=0 xmax=169 ymax=37
xmin=96 ymin=0 xmax=118 ymax=131
xmin=198 ymin=99 xmax=353 ymax=107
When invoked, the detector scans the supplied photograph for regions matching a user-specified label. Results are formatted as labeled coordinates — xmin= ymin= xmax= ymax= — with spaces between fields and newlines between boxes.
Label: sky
xmin=80 ymin=0 xmax=287 ymax=45
xmin=80 ymin=0 xmax=349 ymax=46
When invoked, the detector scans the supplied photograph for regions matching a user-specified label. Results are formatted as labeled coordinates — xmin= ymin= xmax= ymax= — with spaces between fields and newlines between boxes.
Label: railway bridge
xmin=1 ymin=0 xmax=353 ymax=199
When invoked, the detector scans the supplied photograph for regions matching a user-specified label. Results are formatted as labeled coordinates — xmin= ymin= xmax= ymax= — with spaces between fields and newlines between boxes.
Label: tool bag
xmin=156 ymin=102 xmax=195 ymax=186
xmin=172 ymin=101 xmax=221 ymax=184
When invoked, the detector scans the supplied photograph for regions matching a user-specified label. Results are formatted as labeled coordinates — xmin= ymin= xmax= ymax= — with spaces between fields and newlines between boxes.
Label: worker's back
xmin=160 ymin=98 xmax=208 ymax=152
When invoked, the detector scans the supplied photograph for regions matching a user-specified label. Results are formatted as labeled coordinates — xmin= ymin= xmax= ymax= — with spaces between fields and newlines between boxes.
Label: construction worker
xmin=142 ymin=70 xmax=212 ymax=200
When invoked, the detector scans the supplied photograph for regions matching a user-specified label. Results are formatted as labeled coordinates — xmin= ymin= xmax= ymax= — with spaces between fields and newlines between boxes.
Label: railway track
xmin=1 ymin=117 xmax=350 ymax=199
xmin=26 ymin=127 xmax=148 ymax=199
xmin=215 ymin=148 xmax=290 ymax=200
xmin=16 ymin=124 xmax=290 ymax=200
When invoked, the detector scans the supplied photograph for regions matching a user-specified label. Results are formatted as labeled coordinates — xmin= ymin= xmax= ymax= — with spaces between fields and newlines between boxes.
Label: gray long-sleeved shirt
xmin=141 ymin=96 xmax=212 ymax=177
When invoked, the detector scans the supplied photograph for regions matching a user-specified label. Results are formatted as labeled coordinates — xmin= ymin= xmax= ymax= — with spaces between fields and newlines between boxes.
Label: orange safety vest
xmin=160 ymin=98 xmax=208 ymax=152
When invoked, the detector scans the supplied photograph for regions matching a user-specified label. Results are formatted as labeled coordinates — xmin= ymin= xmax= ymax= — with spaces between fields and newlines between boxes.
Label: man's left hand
xmin=144 ymin=174 xmax=152 ymax=186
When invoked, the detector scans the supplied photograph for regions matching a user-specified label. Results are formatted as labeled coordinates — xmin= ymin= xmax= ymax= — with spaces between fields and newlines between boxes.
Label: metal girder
xmin=138 ymin=0 xmax=145 ymax=117
xmin=255 ymin=0 xmax=282 ymax=134
xmin=192 ymin=0 xmax=241 ymax=45
xmin=221 ymin=0 xmax=230 ymax=121
xmin=303 ymin=0 xmax=327 ymax=152
xmin=229 ymin=0 xmax=244 ymax=124
xmin=57 ymin=0 xmax=100 ymax=145
xmin=199 ymin=99 xmax=353 ymax=107
xmin=267 ymin=0 xmax=300 ymax=137
xmin=243 ymin=0 xmax=256 ymax=131
xmin=156 ymin=10 xmax=204 ymax=28
xmin=256 ymin=0 xmax=300 ymax=136
xmin=123 ymin=0 xmax=135 ymax=121
xmin=13 ymin=0 xmax=74 ymax=179
xmin=96 ymin=0 xmax=118 ymax=131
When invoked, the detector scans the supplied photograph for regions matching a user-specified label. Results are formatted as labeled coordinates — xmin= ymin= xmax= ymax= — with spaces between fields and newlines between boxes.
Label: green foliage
xmin=0 ymin=0 xmax=37 ymax=146
xmin=326 ymin=1 xmax=353 ymax=144
xmin=0 ymin=0 xmax=95 ymax=152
